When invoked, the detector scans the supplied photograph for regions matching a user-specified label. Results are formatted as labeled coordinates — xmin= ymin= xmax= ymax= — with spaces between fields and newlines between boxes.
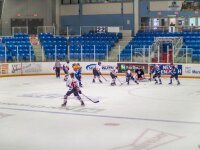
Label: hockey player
xmin=63 ymin=60 xmax=70 ymax=74
xmin=74 ymin=63 xmax=83 ymax=87
xmin=63 ymin=60 xmax=70 ymax=81
xmin=126 ymin=70 xmax=139 ymax=85
xmin=110 ymin=66 xmax=118 ymax=86
xmin=61 ymin=72 xmax=85 ymax=107
xmin=169 ymin=64 xmax=180 ymax=85
xmin=92 ymin=61 xmax=102 ymax=83
xmin=150 ymin=64 xmax=162 ymax=84
xmin=135 ymin=66 xmax=145 ymax=80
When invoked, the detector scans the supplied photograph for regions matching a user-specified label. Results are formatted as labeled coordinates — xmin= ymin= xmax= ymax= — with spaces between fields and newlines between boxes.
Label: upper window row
xmin=61 ymin=0 xmax=133 ymax=4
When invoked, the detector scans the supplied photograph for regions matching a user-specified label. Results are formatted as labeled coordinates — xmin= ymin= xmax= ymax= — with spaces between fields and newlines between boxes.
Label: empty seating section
xmin=68 ymin=32 xmax=122 ymax=60
xmin=39 ymin=33 xmax=67 ymax=60
xmin=120 ymin=32 xmax=155 ymax=60
xmin=121 ymin=31 xmax=200 ymax=62
xmin=2 ymin=33 xmax=35 ymax=61
xmin=0 ymin=45 xmax=12 ymax=62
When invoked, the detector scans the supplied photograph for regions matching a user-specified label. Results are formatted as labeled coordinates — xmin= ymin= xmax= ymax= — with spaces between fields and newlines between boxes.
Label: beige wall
xmin=60 ymin=2 xmax=133 ymax=16
xmin=123 ymin=2 xmax=134 ymax=14
xmin=60 ymin=5 xmax=79 ymax=16
xmin=150 ymin=1 xmax=183 ymax=11
xmin=83 ymin=3 xmax=121 ymax=15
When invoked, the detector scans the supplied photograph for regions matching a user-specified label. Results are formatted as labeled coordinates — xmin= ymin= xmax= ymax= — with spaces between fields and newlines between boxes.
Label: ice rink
xmin=0 ymin=75 xmax=200 ymax=150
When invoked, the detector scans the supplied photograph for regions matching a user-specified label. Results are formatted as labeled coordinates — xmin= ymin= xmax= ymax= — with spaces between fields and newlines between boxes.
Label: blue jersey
xmin=170 ymin=67 xmax=178 ymax=76
xmin=151 ymin=68 xmax=161 ymax=75
xmin=75 ymin=69 xmax=81 ymax=78
xmin=126 ymin=72 xmax=132 ymax=78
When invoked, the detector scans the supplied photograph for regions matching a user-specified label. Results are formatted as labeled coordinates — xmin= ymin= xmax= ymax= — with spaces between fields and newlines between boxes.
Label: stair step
xmin=108 ymin=36 xmax=132 ymax=61
xmin=33 ymin=43 xmax=44 ymax=62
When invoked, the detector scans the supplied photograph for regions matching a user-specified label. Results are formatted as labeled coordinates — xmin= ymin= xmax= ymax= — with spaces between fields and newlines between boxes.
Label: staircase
xmin=108 ymin=36 xmax=132 ymax=62
xmin=33 ymin=44 xmax=44 ymax=62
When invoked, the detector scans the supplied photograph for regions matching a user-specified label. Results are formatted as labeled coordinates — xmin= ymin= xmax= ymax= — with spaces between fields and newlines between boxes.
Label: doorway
xmin=28 ymin=18 xmax=43 ymax=35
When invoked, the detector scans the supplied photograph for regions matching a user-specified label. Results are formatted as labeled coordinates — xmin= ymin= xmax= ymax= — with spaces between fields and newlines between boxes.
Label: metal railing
xmin=139 ymin=25 xmax=200 ymax=32
xmin=0 ymin=44 xmax=199 ymax=64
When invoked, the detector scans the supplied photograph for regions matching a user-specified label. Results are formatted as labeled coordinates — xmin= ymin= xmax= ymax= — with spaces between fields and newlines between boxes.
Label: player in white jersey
xmin=63 ymin=60 xmax=70 ymax=81
xmin=61 ymin=73 xmax=85 ymax=106
xmin=92 ymin=61 xmax=102 ymax=83
xmin=110 ymin=66 xmax=118 ymax=86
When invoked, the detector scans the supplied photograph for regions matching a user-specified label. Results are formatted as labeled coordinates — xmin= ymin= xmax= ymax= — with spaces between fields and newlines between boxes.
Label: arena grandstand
xmin=0 ymin=0 xmax=199 ymax=65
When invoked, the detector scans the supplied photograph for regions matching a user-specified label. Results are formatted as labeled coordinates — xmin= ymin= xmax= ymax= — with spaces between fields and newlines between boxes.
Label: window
xmin=61 ymin=0 xmax=132 ymax=4
xmin=61 ymin=0 xmax=79 ymax=4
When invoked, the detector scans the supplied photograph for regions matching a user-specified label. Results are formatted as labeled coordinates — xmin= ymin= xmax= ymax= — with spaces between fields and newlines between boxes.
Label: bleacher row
xmin=38 ymin=32 xmax=121 ymax=60
xmin=0 ymin=32 xmax=122 ymax=62
xmin=66 ymin=32 xmax=122 ymax=60
xmin=120 ymin=31 xmax=200 ymax=61
xmin=38 ymin=33 xmax=67 ymax=60
xmin=0 ymin=33 xmax=35 ymax=61
xmin=1 ymin=31 xmax=200 ymax=62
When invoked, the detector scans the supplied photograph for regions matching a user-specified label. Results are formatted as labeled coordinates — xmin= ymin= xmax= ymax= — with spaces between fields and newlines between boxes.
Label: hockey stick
xmin=81 ymin=93 xmax=99 ymax=103
xmin=116 ymin=77 xmax=123 ymax=85
xmin=120 ymin=81 xmax=127 ymax=86
xmin=101 ymin=75 xmax=108 ymax=82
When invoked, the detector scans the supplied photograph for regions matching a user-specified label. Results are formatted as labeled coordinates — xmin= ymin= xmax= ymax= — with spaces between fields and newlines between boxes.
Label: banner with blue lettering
xmin=149 ymin=64 xmax=182 ymax=75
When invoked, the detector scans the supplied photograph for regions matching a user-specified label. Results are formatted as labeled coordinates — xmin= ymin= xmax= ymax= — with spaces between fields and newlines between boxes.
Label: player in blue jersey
xmin=150 ymin=64 xmax=162 ymax=84
xmin=169 ymin=64 xmax=180 ymax=85
xmin=126 ymin=70 xmax=139 ymax=85
xmin=74 ymin=63 xmax=83 ymax=87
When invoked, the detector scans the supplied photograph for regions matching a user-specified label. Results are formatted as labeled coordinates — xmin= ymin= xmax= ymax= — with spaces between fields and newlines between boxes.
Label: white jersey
xmin=95 ymin=65 xmax=102 ymax=72
xmin=66 ymin=78 xmax=79 ymax=90
xmin=63 ymin=63 xmax=70 ymax=71
xmin=111 ymin=68 xmax=118 ymax=76
xmin=64 ymin=62 xmax=74 ymax=73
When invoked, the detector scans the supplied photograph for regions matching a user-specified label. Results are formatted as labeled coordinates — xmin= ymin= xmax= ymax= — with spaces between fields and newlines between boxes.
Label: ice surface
xmin=0 ymin=75 xmax=200 ymax=150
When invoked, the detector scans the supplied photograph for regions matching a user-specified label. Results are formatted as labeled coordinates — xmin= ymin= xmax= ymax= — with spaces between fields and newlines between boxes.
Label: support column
xmin=55 ymin=0 xmax=60 ymax=35
xmin=134 ymin=0 xmax=139 ymax=35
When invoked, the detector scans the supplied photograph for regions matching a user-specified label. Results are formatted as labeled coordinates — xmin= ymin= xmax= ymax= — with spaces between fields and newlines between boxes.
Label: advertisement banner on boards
xmin=149 ymin=64 xmax=182 ymax=75
xmin=117 ymin=63 xmax=148 ymax=73
xmin=82 ymin=62 xmax=116 ymax=73
xmin=0 ymin=64 xmax=9 ymax=75
xmin=42 ymin=62 xmax=117 ymax=74
xmin=183 ymin=64 xmax=200 ymax=76
xmin=9 ymin=63 xmax=42 ymax=74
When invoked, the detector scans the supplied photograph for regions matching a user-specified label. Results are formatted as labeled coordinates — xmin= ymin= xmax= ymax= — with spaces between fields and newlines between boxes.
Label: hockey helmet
xmin=155 ymin=64 xmax=159 ymax=69
xmin=170 ymin=63 xmax=175 ymax=68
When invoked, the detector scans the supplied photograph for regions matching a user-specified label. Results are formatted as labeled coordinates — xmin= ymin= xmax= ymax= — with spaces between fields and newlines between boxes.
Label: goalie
xmin=135 ymin=66 xmax=145 ymax=80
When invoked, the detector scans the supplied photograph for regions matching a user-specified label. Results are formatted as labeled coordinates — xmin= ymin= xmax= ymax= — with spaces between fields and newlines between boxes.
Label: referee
xmin=54 ymin=59 xmax=61 ymax=78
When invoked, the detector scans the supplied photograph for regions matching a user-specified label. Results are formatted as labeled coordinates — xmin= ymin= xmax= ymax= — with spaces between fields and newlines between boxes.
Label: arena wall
xmin=60 ymin=2 xmax=134 ymax=35
xmin=1 ymin=62 xmax=200 ymax=78
xmin=1 ymin=0 xmax=53 ymax=35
